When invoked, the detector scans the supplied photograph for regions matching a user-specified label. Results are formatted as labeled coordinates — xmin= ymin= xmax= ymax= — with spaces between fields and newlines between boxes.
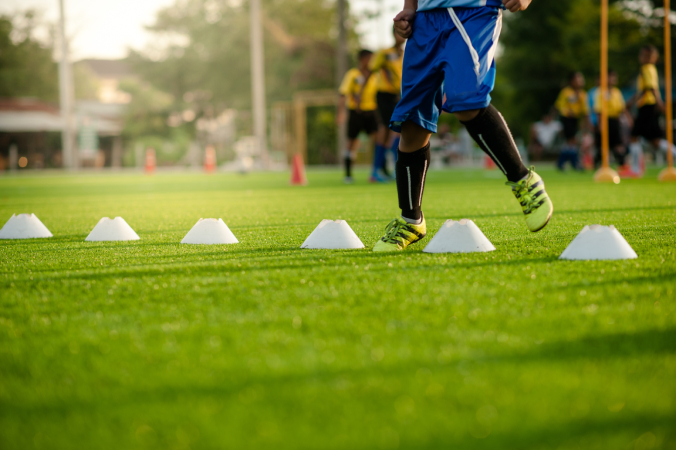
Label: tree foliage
xmin=0 ymin=12 xmax=58 ymax=101
xmin=498 ymin=0 xmax=676 ymax=137
xmin=0 ymin=11 xmax=99 ymax=103
xmin=130 ymin=0 xmax=359 ymax=112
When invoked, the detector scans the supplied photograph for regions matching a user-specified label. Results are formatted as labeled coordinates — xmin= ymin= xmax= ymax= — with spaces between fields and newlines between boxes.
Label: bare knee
xmin=400 ymin=121 xmax=432 ymax=153
xmin=453 ymin=109 xmax=480 ymax=122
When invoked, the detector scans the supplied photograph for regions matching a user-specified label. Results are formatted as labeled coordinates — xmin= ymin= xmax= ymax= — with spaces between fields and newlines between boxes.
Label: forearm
xmin=654 ymin=89 xmax=664 ymax=105
xmin=403 ymin=0 xmax=418 ymax=11
xmin=338 ymin=96 xmax=346 ymax=111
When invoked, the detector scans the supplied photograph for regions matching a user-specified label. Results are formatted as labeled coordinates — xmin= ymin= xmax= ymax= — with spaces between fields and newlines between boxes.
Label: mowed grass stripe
xmin=0 ymin=168 xmax=675 ymax=449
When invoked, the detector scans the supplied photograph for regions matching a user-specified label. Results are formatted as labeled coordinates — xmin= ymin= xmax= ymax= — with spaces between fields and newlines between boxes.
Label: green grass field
xmin=1 ymin=167 xmax=675 ymax=450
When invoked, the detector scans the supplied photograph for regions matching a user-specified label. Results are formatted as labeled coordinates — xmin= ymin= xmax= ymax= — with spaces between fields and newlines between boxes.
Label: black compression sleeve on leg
xmin=461 ymin=105 xmax=529 ymax=182
xmin=396 ymin=143 xmax=431 ymax=221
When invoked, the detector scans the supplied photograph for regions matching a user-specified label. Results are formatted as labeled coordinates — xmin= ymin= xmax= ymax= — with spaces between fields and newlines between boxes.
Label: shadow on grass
xmin=424 ymin=204 xmax=676 ymax=221
xmin=0 ymin=254 xmax=556 ymax=284
xmin=562 ymin=272 xmax=676 ymax=290
xmin=1 ymin=327 xmax=673 ymax=450
xmin=425 ymin=412 xmax=675 ymax=450
xmin=501 ymin=326 xmax=676 ymax=362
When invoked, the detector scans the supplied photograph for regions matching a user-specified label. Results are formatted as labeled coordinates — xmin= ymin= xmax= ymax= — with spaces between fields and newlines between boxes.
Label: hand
xmin=393 ymin=9 xmax=416 ymax=38
xmin=503 ymin=0 xmax=531 ymax=12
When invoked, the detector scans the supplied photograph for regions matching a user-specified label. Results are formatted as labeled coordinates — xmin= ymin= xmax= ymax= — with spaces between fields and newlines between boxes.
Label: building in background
xmin=0 ymin=59 xmax=131 ymax=171
xmin=0 ymin=98 xmax=63 ymax=170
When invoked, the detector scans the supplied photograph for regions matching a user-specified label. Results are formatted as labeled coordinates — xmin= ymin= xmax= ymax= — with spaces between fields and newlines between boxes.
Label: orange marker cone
xmin=484 ymin=155 xmax=496 ymax=169
xmin=290 ymin=153 xmax=307 ymax=185
xmin=204 ymin=145 xmax=217 ymax=173
xmin=145 ymin=147 xmax=156 ymax=174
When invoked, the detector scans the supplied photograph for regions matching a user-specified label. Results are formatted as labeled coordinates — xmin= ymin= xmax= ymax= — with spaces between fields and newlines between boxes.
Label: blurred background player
xmin=555 ymin=71 xmax=589 ymax=171
xmin=528 ymin=110 xmax=562 ymax=161
xmin=367 ymin=27 xmax=406 ymax=182
xmin=337 ymin=49 xmax=379 ymax=184
xmin=593 ymin=69 xmax=630 ymax=168
xmin=626 ymin=45 xmax=665 ymax=177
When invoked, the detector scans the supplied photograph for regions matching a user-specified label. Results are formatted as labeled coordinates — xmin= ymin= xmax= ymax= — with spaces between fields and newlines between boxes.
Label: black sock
xmin=344 ymin=156 xmax=352 ymax=177
xmin=461 ymin=105 xmax=529 ymax=182
xmin=396 ymin=143 xmax=430 ymax=221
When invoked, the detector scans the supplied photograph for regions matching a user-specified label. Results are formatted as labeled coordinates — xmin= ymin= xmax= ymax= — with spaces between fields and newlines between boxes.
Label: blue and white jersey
xmin=418 ymin=0 xmax=504 ymax=11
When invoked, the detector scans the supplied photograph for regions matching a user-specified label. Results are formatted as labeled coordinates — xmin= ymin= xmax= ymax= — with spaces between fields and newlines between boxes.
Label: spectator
xmin=555 ymin=71 xmax=589 ymax=171
xmin=529 ymin=111 xmax=562 ymax=161
xmin=593 ymin=69 xmax=630 ymax=168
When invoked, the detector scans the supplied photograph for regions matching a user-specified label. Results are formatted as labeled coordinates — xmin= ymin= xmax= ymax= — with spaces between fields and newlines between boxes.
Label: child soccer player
xmin=368 ymin=28 xmax=407 ymax=182
xmin=626 ymin=45 xmax=665 ymax=176
xmin=593 ymin=69 xmax=629 ymax=168
xmin=555 ymin=71 xmax=589 ymax=171
xmin=373 ymin=0 xmax=553 ymax=252
xmin=337 ymin=49 xmax=379 ymax=184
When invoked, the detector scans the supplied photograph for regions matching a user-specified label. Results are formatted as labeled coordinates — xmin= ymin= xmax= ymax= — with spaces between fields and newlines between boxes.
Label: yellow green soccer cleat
xmin=373 ymin=217 xmax=427 ymax=252
xmin=506 ymin=166 xmax=554 ymax=232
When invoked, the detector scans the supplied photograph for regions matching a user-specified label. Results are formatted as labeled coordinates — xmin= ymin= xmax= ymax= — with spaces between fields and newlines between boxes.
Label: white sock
xmin=629 ymin=142 xmax=643 ymax=172
xmin=658 ymin=139 xmax=676 ymax=155
xmin=401 ymin=214 xmax=423 ymax=225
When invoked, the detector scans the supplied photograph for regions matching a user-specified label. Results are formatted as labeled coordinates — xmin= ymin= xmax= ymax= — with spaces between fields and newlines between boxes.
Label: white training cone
xmin=0 ymin=214 xmax=53 ymax=239
xmin=423 ymin=219 xmax=495 ymax=254
xmin=181 ymin=218 xmax=239 ymax=244
xmin=85 ymin=217 xmax=140 ymax=242
xmin=301 ymin=219 xmax=364 ymax=249
xmin=559 ymin=225 xmax=637 ymax=260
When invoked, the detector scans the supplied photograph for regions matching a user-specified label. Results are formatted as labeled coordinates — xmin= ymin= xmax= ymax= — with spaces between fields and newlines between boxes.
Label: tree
xmin=129 ymin=0 xmax=360 ymax=111
xmin=498 ymin=0 xmax=676 ymax=138
xmin=0 ymin=11 xmax=99 ymax=102
xmin=0 ymin=11 xmax=58 ymax=101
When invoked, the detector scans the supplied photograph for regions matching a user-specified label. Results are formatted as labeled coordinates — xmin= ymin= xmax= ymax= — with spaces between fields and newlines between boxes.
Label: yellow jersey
xmin=369 ymin=47 xmax=404 ymax=94
xmin=555 ymin=87 xmax=589 ymax=118
xmin=593 ymin=87 xmax=625 ymax=118
xmin=339 ymin=68 xmax=378 ymax=111
xmin=637 ymin=63 xmax=659 ymax=107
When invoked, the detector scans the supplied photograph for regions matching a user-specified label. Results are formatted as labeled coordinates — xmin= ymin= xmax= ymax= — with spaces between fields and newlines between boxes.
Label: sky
xmin=0 ymin=0 xmax=403 ymax=61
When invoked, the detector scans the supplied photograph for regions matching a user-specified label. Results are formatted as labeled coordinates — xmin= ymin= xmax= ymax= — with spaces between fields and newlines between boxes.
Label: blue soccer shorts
xmin=390 ymin=7 xmax=503 ymax=133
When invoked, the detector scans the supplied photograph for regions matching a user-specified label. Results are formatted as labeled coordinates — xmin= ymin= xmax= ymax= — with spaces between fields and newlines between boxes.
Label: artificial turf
xmin=0 ymin=167 xmax=674 ymax=450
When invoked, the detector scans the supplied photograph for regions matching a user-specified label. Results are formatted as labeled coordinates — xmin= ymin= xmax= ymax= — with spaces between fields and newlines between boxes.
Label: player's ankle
xmin=401 ymin=211 xmax=422 ymax=224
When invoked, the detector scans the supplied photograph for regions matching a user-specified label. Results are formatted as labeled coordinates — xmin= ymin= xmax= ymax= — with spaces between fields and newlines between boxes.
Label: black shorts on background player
xmin=594 ymin=118 xmax=625 ymax=167
xmin=632 ymin=104 xmax=662 ymax=141
xmin=376 ymin=92 xmax=399 ymax=125
xmin=347 ymin=110 xmax=379 ymax=140
xmin=560 ymin=117 xmax=579 ymax=140
xmin=595 ymin=118 xmax=623 ymax=149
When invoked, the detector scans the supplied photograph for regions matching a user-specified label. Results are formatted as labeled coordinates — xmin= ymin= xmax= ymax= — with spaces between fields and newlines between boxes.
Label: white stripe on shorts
xmin=486 ymin=10 xmax=502 ymax=68
xmin=447 ymin=8 xmax=481 ymax=81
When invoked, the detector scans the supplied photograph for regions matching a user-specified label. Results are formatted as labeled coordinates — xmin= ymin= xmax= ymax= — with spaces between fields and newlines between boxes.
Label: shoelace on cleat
xmin=381 ymin=219 xmax=411 ymax=245
xmin=506 ymin=166 xmax=544 ymax=215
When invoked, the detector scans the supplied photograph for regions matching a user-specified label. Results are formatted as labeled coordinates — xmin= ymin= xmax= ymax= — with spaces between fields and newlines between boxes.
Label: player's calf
xmin=459 ymin=105 xmax=529 ymax=182
xmin=460 ymin=105 xmax=553 ymax=232
xmin=372 ymin=140 xmax=430 ymax=252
